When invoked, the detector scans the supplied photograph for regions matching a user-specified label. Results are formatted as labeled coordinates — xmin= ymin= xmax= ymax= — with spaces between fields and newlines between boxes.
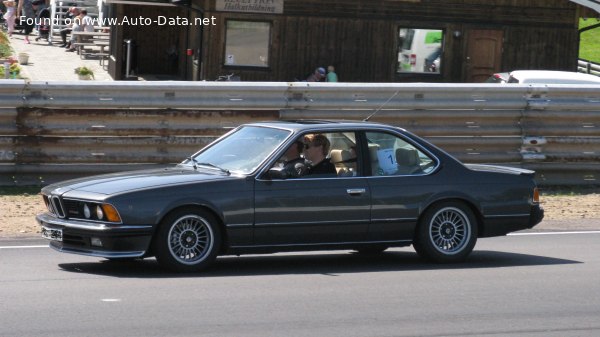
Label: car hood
xmin=45 ymin=167 xmax=238 ymax=196
xmin=464 ymin=164 xmax=535 ymax=176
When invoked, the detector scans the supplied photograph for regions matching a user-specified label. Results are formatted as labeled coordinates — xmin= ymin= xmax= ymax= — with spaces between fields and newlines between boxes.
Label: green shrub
xmin=0 ymin=33 xmax=12 ymax=59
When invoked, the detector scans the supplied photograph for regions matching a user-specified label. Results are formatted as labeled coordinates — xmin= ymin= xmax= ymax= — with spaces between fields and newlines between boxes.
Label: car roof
xmin=508 ymin=70 xmax=600 ymax=84
xmin=249 ymin=120 xmax=404 ymax=132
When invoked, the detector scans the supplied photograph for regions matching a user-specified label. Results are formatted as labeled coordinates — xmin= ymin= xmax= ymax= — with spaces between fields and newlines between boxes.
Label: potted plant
xmin=17 ymin=52 xmax=29 ymax=65
xmin=2 ymin=62 xmax=21 ymax=79
xmin=74 ymin=66 xmax=94 ymax=80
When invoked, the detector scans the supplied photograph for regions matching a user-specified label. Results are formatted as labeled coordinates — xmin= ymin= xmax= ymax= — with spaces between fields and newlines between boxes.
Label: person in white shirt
xmin=65 ymin=11 xmax=85 ymax=52
xmin=80 ymin=9 xmax=94 ymax=32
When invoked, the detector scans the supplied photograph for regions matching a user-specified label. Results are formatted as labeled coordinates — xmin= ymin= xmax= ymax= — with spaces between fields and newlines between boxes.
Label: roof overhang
xmin=570 ymin=0 xmax=600 ymax=13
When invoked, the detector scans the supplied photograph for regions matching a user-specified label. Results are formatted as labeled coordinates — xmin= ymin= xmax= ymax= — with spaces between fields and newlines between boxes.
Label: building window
xmin=397 ymin=28 xmax=443 ymax=73
xmin=224 ymin=21 xmax=271 ymax=68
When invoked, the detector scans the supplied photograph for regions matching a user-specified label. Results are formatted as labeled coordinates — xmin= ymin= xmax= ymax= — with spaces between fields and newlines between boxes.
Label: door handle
xmin=346 ymin=188 xmax=366 ymax=196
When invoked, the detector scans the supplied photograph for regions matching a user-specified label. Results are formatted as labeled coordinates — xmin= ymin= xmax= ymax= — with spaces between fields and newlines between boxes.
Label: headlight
xmin=96 ymin=205 xmax=104 ymax=220
xmin=65 ymin=199 xmax=122 ymax=223
xmin=83 ymin=204 xmax=91 ymax=219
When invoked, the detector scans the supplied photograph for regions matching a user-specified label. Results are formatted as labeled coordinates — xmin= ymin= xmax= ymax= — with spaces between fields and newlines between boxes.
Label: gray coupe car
xmin=37 ymin=121 xmax=543 ymax=272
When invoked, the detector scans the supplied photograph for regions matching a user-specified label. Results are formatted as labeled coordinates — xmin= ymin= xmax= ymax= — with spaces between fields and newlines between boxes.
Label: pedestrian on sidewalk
xmin=326 ymin=65 xmax=338 ymax=82
xmin=2 ymin=0 xmax=16 ymax=37
xmin=16 ymin=0 xmax=35 ymax=44
xmin=306 ymin=67 xmax=326 ymax=82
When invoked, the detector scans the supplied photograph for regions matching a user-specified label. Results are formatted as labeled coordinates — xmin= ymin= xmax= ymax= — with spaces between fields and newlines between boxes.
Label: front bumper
xmin=36 ymin=213 xmax=154 ymax=259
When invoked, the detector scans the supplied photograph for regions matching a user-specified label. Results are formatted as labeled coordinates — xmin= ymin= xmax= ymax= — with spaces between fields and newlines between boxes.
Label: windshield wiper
xmin=196 ymin=162 xmax=231 ymax=175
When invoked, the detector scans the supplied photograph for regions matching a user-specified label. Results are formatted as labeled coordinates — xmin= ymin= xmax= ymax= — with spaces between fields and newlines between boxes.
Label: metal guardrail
xmin=1 ymin=80 xmax=600 ymax=186
xmin=578 ymin=59 xmax=600 ymax=77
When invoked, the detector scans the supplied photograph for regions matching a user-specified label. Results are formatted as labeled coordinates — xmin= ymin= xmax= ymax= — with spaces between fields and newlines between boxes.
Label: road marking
xmin=0 ymin=245 xmax=47 ymax=249
xmin=509 ymin=230 xmax=600 ymax=236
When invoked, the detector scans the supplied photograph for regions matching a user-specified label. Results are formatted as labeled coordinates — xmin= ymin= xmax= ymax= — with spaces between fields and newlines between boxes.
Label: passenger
xmin=303 ymin=134 xmax=336 ymax=177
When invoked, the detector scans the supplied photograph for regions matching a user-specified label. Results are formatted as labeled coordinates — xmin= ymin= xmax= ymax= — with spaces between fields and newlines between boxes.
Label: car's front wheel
xmin=413 ymin=201 xmax=477 ymax=263
xmin=153 ymin=208 xmax=221 ymax=272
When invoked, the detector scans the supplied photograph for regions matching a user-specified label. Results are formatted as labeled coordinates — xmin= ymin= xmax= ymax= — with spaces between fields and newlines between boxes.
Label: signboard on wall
xmin=216 ymin=0 xmax=284 ymax=14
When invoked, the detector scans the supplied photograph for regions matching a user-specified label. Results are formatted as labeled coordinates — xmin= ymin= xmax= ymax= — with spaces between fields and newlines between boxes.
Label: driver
xmin=303 ymin=134 xmax=336 ymax=177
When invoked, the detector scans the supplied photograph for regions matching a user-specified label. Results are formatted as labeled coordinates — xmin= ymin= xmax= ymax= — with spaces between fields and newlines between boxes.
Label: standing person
xmin=16 ymin=0 xmax=35 ymax=44
xmin=2 ymin=0 xmax=16 ymax=37
xmin=326 ymin=65 xmax=338 ymax=82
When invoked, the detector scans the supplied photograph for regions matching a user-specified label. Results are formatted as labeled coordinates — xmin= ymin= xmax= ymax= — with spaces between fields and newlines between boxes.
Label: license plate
xmin=41 ymin=227 xmax=63 ymax=242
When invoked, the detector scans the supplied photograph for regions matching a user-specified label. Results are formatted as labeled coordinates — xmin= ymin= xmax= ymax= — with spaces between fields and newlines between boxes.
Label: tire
xmin=413 ymin=201 xmax=477 ymax=263
xmin=153 ymin=208 xmax=221 ymax=272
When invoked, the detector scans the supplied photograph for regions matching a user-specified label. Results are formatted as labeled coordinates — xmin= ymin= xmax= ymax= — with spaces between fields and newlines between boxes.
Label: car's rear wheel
xmin=153 ymin=208 xmax=221 ymax=272
xmin=413 ymin=201 xmax=477 ymax=263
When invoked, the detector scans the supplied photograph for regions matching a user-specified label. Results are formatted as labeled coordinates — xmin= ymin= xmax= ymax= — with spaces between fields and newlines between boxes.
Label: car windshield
xmin=188 ymin=126 xmax=291 ymax=174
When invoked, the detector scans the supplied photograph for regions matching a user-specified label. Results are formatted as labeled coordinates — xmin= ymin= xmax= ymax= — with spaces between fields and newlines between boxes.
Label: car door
xmin=253 ymin=131 xmax=371 ymax=246
xmin=363 ymin=131 xmax=439 ymax=241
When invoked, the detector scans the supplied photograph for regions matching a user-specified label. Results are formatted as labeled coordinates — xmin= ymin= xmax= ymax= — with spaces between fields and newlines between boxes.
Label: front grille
xmin=63 ymin=199 xmax=83 ymax=218
xmin=51 ymin=196 xmax=65 ymax=218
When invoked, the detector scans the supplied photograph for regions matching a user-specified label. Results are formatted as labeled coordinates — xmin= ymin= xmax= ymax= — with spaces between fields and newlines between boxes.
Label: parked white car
xmin=398 ymin=29 xmax=442 ymax=73
xmin=505 ymin=70 xmax=600 ymax=84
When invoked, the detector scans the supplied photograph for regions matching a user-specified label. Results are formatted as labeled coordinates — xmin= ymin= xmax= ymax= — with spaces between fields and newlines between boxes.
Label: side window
xmin=327 ymin=132 xmax=358 ymax=177
xmin=270 ymin=132 xmax=359 ymax=179
xmin=365 ymin=132 xmax=436 ymax=176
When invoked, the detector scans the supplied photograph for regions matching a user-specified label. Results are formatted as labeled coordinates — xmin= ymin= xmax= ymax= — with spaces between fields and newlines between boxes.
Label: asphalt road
xmin=1 ymin=232 xmax=600 ymax=337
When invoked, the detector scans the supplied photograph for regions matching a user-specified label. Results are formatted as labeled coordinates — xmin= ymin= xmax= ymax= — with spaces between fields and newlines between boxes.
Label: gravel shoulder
xmin=1 ymin=191 xmax=599 ymax=238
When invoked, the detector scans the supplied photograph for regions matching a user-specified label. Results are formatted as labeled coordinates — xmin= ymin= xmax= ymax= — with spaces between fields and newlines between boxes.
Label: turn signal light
xmin=533 ymin=187 xmax=540 ymax=204
xmin=101 ymin=204 xmax=122 ymax=222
